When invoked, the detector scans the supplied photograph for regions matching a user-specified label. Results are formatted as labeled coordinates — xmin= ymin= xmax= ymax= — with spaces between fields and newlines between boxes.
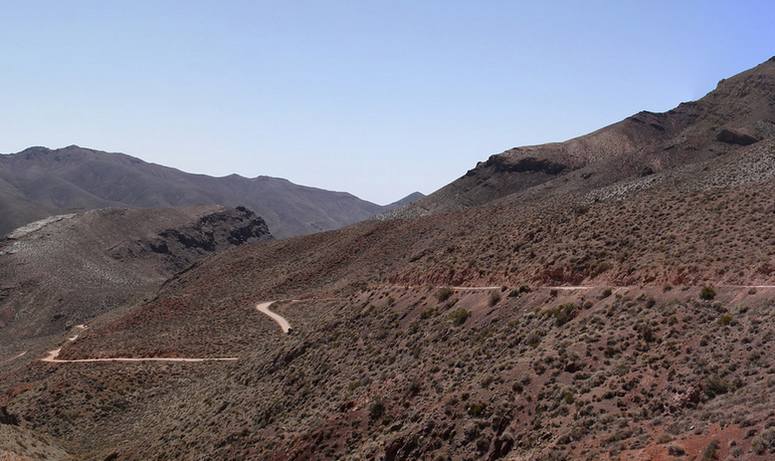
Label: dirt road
xmin=41 ymin=349 xmax=238 ymax=363
xmin=256 ymin=301 xmax=292 ymax=333
xmin=41 ymin=324 xmax=238 ymax=364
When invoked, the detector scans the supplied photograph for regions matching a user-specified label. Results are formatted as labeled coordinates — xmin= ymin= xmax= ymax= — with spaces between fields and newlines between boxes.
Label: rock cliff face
xmin=111 ymin=206 xmax=272 ymax=272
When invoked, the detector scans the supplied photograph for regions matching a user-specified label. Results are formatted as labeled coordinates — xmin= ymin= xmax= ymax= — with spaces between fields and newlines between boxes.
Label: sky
xmin=1 ymin=1 xmax=774 ymax=204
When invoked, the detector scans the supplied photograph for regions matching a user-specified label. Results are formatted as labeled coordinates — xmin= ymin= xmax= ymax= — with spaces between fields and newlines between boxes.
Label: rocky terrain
xmin=0 ymin=146 xmax=423 ymax=238
xmin=0 ymin=205 xmax=271 ymax=358
xmin=2 ymin=58 xmax=775 ymax=460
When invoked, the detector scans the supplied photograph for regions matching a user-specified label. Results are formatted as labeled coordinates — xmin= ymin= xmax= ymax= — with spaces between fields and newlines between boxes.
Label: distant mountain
xmin=383 ymin=191 xmax=425 ymax=211
xmin=0 ymin=145 xmax=385 ymax=238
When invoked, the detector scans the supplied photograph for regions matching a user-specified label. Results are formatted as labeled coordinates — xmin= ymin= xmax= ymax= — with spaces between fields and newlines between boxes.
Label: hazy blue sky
xmin=1 ymin=1 xmax=773 ymax=204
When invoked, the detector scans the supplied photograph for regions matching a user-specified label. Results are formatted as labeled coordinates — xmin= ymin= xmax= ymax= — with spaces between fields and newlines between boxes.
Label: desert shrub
xmin=369 ymin=399 xmax=385 ymax=421
xmin=0 ymin=407 xmax=19 ymax=425
xmin=545 ymin=304 xmax=577 ymax=326
xmin=701 ymin=440 xmax=719 ymax=461
xmin=526 ymin=331 xmax=542 ymax=347
xmin=717 ymin=313 xmax=733 ymax=326
xmin=752 ymin=428 xmax=775 ymax=454
xmin=467 ymin=402 xmax=486 ymax=417
xmin=636 ymin=323 xmax=656 ymax=342
xmin=406 ymin=380 xmax=421 ymax=397
xmin=703 ymin=375 xmax=729 ymax=399
xmin=591 ymin=261 xmax=612 ymax=277
xmin=435 ymin=287 xmax=453 ymax=302
xmin=488 ymin=291 xmax=501 ymax=306
xmin=449 ymin=308 xmax=471 ymax=326
xmin=420 ymin=308 xmax=437 ymax=320
xmin=509 ymin=285 xmax=530 ymax=298
xmin=600 ymin=288 xmax=612 ymax=299
xmin=700 ymin=286 xmax=716 ymax=301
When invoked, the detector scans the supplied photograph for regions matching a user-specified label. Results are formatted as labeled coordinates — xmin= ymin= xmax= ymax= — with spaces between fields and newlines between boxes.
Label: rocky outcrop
xmin=482 ymin=155 xmax=568 ymax=175
xmin=716 ymin=127 xmax=760 ymax=145
xmin=0 ymin=407 xmax=18 ymax=426
xmin=152 ymin=206 xmax=271 ymax=253
xmin=110 ymin=207 xmax=272 ymax=272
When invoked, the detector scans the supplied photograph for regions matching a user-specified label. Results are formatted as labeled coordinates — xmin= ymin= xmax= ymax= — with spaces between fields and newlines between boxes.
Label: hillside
xmin=2 ymin=58 xmax=775 ymax=461
xmin=407 ymin=56 xmax=775 ymax=216
xmin=0 ymin=146 xmax=388 ymax=238
xmin=0 ymin=206 xmax=271 ymax=360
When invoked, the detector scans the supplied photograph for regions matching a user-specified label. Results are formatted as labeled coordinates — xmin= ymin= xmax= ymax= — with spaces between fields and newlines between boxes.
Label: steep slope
xmin=0 ymin=146 xmax=384 ymax=238
xmin=408 ymin=56 xmax=775 ymax=215
xmin=0 ymin=416 xmax=71 ymax=461
xmin=52 ymin=141 xmax=775 ymax=460
xmin=0 ymin=205 xmax=271 ymax=354
xmin=58 ymin=136 xmax=775 ymax=360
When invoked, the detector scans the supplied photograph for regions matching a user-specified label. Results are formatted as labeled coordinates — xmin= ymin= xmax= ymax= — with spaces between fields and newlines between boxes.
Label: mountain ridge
xmin=405 ymin=56 xmax=775 ymax=216
xmin=0 ymin=145 xmax=421 ymax=238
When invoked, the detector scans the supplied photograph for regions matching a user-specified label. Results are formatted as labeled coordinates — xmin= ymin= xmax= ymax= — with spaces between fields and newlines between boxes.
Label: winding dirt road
xmin=2 ymin=350 xmax=27 ymax=364
xmin=41 ymin=349 xmax=238 ymax=363
xmin=41 ymin=324 xmax=238 ymax=364
xmin=256 ymin=301 xmax=292 ymax=333
xmin=38 ymin=284 xmax=775 ymax=365
xmin=443 ymin=285 xmax=775 ymax=291
xmin=40 ymin=302 xmax=294 ymax=364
